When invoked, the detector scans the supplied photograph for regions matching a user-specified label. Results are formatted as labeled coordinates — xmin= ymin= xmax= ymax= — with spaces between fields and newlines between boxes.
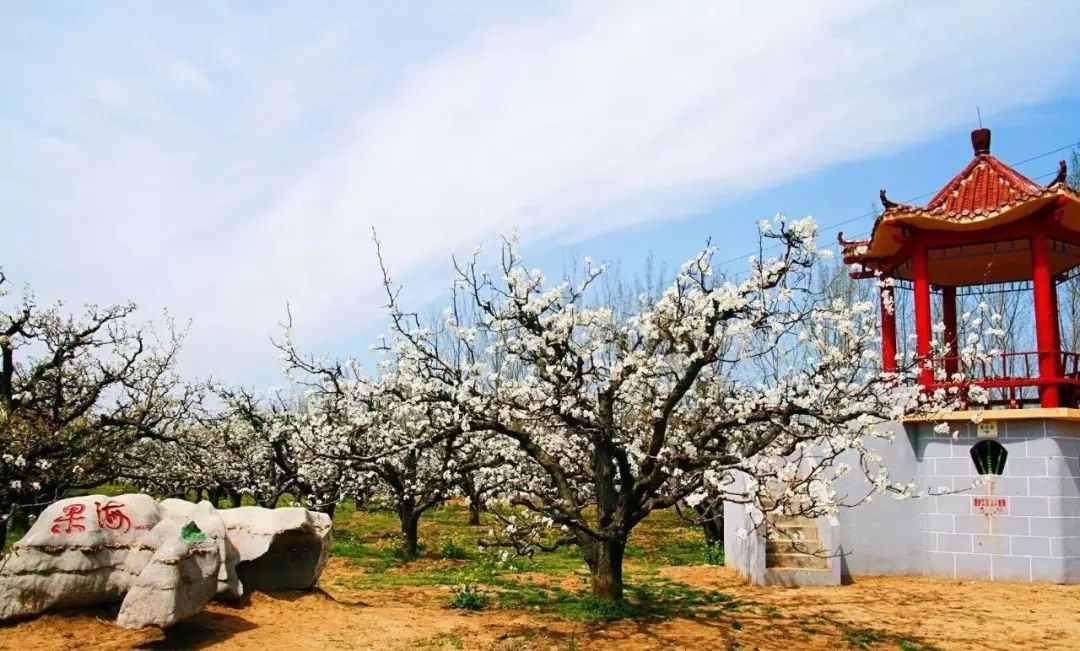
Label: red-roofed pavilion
xmin=841 ymin=128 xmax=1080 ymax=408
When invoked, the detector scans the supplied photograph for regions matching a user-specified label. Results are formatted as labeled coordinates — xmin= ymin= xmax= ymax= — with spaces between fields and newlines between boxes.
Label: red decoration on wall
xmin=95 ymin=500 xmax=132 ymax=534
xmin=974 ymin=496 xmax=1007 ymax=516
xmin=50 ymin=504 xmax=87 ymax=534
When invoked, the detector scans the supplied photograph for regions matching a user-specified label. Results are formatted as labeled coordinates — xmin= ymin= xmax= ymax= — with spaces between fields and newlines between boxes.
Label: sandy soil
xmin=1 ymin=559 xmax=1077 ymax=650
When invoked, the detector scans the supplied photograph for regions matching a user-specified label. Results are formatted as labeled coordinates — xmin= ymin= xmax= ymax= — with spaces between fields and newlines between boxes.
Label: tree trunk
xmin=316 ymin=502 xmax=336 ymax=520
xmin=702 ymin=518 xmax=723 ymax=546
xmin=460 ymin=474 xmax=482 ymax=525
xmin=8 ymin=510 xmax=28 ymax=538
xmin=229 ymin=491 xmax=242 ymax=509
xmin=401 ymin=512 xmax=420 ymax=559
xmin=694 ymin=503 xmax=723 ymax=546
xmin=0 ymin=518 xmax=7 ymax=550
xmin=208 ymin=487 xmax=221 ymax=508
xmin=589 ymin=434 xmax=625 ymax=601
xmin=586 ymin=537 xmax=626 ymax=602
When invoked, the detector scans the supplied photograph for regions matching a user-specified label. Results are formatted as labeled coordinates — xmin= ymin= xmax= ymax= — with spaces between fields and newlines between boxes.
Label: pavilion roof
xmin=841 ymin=128 xmax=1079 ymax=265
xmin=922 ymin=135 xmax=1045 ymax=216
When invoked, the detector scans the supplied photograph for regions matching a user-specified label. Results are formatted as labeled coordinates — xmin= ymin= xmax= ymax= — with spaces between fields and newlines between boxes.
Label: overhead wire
xmin=712 ymin=139 xmax=1080 ymax=273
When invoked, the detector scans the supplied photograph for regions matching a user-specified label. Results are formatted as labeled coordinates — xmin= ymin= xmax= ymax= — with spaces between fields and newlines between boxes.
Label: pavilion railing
xmin=924 ymin=351 xmax=1080 ymax=408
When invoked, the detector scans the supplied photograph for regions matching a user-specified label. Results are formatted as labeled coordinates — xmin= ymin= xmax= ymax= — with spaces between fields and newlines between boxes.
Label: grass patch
xmin=817 ymin=618 xmax=941 ymax=651
xmin=326 ymin=502 xmax=743 ymax=625
xmin=418 ymin=633 xmax=464 ymax=649
xmin=441 ymin=540 xmax=468 ymax=560
xmin=843 ymin=626 xmax=888 ymax=649
xmin=329 ymin=503 xmax=721 ymax=581
xmin=703 ymin=540 xmax=725 ymax=565
xmin=448 ymin=583 xmax=489 ymax=610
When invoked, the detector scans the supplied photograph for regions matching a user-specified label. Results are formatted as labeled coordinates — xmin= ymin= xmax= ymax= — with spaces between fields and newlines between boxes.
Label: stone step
xmin=763 ymin=567 xmax=840 ymax=587
xmin=766 ymin=552 xmax=829 ymax=570
xmin=766 ymin=539 xmax=824 ymax=554
xmin=768 ymin=515 xmax=817 ymax=527
xmin=771 ymin=523 xmax=819 ymax=539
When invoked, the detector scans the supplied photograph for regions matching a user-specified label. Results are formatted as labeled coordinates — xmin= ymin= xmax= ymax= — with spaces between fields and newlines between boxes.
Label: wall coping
xmin=904 ymin=408 xmax=1080 ymax=423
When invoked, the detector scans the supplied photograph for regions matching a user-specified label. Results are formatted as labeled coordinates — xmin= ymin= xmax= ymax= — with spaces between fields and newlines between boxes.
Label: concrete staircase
xmin=724 ymin=484 xmax=841 ymax=587
xmin=766 ymin=515 xmax=829 ymax=570
xmin=758 ymin=513 xmax=839 ymax=585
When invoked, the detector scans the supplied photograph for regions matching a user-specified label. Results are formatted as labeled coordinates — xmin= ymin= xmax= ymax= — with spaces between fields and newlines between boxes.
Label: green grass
xmin=3 ymin=487 xmax=946 ymax=650
xmin=418 ymin=633 xmax=465 ymax=649
xmin=844 ymin=627 xmax=888 ymax=649
xmin=815 ymin=617 xmax=941 ymax=651
xmin=326 ymin=501 xmax=740 ymax=623
xmin=440 ymin=539 xmax=468 ymax=560
xmin=324 ymin=501 xmax=940 ymax=651
xmin=448 ymin=583 xmax=488 ymax=610
xmin=329 ymin=502 xmax=719 ymax=574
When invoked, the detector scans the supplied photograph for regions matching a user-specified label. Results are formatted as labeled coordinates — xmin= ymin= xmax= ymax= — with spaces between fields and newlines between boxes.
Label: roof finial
xmin=971 ymin=127 xmax=991 ymax=155
xmin=1051 ymin=160 xmax=1067 ymax=186
xmin=879 ymin=189 xmax=900 ymax=210
xmin=976 ymin=106 xmax=982 ymax=129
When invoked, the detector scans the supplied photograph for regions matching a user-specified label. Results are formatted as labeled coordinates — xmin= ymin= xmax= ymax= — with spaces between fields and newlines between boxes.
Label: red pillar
xmin=880 ymin=283 xmax=897 ymax=372
xmin=1031 ymin=232 xmax=1060 ymax=407
xmin=1051 ymin=276 xmax=1062 ymax=363
xmin=942 ymin=286 xmax=958 ymax=378
xmin=912 ymin=244 xmax=933 ymax=387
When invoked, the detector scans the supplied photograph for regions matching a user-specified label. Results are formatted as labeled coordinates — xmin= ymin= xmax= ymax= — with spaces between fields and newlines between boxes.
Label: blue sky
xmin=3 ymin=2 xmax=1080 ymax=387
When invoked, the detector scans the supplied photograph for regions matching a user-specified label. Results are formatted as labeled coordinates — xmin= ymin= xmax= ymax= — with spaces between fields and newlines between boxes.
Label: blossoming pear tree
xmin=0 ymin=271 xmax=194 ymax=546
xmin=126 ymin=385 xmax=356 ymax=515
xmin=375 ymin=216 xmax=965 ymax=601
xmin=277 ymin=332 xmax=518 ymax=559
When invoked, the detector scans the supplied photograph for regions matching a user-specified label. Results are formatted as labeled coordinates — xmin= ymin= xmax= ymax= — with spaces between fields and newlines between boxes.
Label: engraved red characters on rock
xmin=95 ymin=500 xmax=132 ymax=534
xmin=50 ymin=504 xmax=87 ymax=534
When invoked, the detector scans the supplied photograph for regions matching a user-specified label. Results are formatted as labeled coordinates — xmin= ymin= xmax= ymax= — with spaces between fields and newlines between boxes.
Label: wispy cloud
xmin=3 ymin=1 xmax=1079 ymax=383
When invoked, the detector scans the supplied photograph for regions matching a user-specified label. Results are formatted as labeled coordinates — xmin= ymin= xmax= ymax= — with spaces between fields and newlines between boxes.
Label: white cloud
xmin=3 ymin=1 xmax=1079 ymax=384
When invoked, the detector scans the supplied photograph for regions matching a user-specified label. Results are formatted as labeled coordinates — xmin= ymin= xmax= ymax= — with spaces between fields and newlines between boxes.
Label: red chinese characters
xmin=95 ymin=500 xmax=133 ymax=534
xmin=48 ymin=500 xmax=139 ymax=536
xmin=50 ymin=504 xmax=87 ymax=534
xmin=974 ymin=496 xmax=1007 ymax=516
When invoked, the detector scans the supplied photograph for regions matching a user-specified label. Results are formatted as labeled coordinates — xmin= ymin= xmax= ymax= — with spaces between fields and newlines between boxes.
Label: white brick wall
xmin=914 ymin=419 xmax=1080 ymax=583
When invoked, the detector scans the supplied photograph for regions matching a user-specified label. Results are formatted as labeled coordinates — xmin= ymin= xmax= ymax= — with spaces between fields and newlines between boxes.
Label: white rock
xmin=158 ymin=498 xmax=197 ymax=521
xmin=116 ymin=518 xmax=221 ymax=629
xmin=0 ymin=494 xmax=160 ymax=621
xmin=158 ymin=499 xmax=241 ymax=598
xmin=221 ymin=507 xmax=332 ymax=590
xmin=0 ymin=494 xmax=333 ymax=627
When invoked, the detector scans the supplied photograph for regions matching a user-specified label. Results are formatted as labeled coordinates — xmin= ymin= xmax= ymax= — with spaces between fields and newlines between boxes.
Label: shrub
xmin=441 ymin=540 xmax=467 ymax=560
xmin=567 ymin=596 xmax=639 ymax=621
xmin=703 ymin=541 xmax=724 ymax=565
xmin=449 ymin=583 xmax=488 ymax=610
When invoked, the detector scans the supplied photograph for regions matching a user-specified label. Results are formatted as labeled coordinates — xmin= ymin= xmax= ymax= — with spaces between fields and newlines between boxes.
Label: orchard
xmin=5 ymin=217 xmax=1071 ymax=649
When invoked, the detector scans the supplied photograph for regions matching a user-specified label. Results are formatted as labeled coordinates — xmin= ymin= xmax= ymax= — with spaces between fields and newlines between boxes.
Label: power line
xmin=713 ymin=139 xmax=1080 ymax=272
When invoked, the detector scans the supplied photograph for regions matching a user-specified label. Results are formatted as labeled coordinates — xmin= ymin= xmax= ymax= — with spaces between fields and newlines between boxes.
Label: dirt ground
xmin=1 ymin=559 xmax=1077 ymax=650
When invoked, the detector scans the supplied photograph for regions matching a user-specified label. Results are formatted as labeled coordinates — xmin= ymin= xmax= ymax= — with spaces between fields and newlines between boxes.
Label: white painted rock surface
xmin=0 ymin=495 xmax=333 ymax=628
xmin=222 ymin=507 xmax=332 ymax=591
xmin=0 ymin=494 xmax=160 ymax=621
xmin=116 ymin=518 xmax=221 ymax=629
xmin=159 ymin=499 xmax=242 ymax=598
